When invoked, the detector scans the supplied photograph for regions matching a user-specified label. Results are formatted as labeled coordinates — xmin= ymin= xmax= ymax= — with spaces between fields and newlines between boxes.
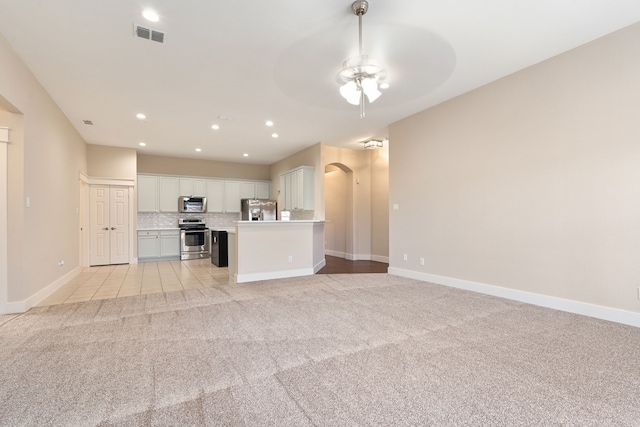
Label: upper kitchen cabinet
xmin=256 ymin=181 xmax=271 ymax=199
xmin=206 ymin=179 xmax=225 ymax=212
xmin=137 ymin=173 xmax=271 ymax=213
xmin=159 ymin=176 xmax=180 ymax=212
xmin=137 ymin=175 xmax=158 ymax=212
xmin=179 ymin=177 xmax=206 ymax=196
xmin=224 ymin=181 xmax=242 ymax=213
xmin=280 ymin=166 xmax=314 ymax=211
xmin=240 ymin=181 xmax=256 ymax=199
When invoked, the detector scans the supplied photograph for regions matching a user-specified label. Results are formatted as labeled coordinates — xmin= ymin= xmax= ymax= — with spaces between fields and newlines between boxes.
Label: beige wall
xmin=389 ymin=23 xmax=640 ymax=314
xmin=138 ymin=153 xmax=270 ymax=180
xmin=0 ymin=33 xmax=87 ymax=306
xmin=87 ymin=145 xmax=137 ymax=180
xmin=369 ymin=145 xmax=389 ymax=260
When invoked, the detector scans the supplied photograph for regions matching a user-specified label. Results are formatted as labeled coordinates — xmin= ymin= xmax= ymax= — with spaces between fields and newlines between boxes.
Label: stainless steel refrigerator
xmin=241 ymin=199 xmax=277 ymax=221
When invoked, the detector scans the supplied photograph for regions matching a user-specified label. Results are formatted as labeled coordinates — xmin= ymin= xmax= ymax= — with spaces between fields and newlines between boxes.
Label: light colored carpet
xmin=0 ymin=273 xmax=638 ymax=426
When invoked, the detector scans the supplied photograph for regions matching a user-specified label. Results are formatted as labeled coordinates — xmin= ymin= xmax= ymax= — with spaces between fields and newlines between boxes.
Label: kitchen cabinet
xmin=160 ymin=230 xmax=180 ymax=257
xmin=240 ymin=181 xmax=256 ymax=199
xmin=206 ymin=179 xmax=225 ymax=212
xmin=224 ymin=181 xmax=242 ymax=213
xmin=179 ymin=177 xmax=206 ymax=196
xmin=138 ymin=229 xmax=180 ymax=260
xmin=280 ymin=166 xmax=314 ymax=210
xmin=159 ymin=176 xmax=179 ymax=212
xmin=256 ymin=181 xmax=271 ymax=199
xmin=137 ymin=230 xmax=159 ymax=259
xmin=137 ymin=175 xmax=158 ymax=212
xmin=136 ymin=174 xmax=272 ymax=213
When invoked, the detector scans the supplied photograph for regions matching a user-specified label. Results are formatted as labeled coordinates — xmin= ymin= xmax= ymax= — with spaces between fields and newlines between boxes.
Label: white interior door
xmin=90 ymin=186 xmax=110 ymax=266
xmin=109 ymin=187 xmax=129 ymax=264
xmin=90 ymin=185 xmax=130 ymax=266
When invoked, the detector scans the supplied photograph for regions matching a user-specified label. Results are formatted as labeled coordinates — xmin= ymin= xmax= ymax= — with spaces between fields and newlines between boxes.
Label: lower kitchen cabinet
xmin=159 ymin=230 xmax=180 ymax=258
xmin=138 ymin=230 xmax=180 ymax=261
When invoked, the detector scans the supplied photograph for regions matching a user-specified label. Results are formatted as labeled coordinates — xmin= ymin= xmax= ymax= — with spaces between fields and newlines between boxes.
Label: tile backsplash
xmin=137 ymin=212 xmax=240 ymax=229
xmin=137 ymin=210 xmax=316 ymax=229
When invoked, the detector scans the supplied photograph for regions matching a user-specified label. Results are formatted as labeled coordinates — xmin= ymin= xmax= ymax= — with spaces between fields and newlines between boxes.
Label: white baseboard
xmin=371 ymin=255 xmax=389 ymax=263
xmin=325 ymin=250 xmax=346 ymax=258
xmin=314 ymin=258 xmax=326 ymax=273
xmin=325 ymin=251 xmax=389 ymax=263
xmin=2 ymin=266 xmax=82 ymax=314
xmin=388 ymin=267 xmax=640 ymax=328
xmin=236 ymin=267 xmax=316 ymax=284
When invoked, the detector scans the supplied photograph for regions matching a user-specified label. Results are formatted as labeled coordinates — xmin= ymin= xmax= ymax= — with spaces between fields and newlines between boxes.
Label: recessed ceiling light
xmin=271 ymin=133 xmax=278 ymax=138
xmin=243 ymin=153 xmax=249 ymax=157
xmin=195 ymin=148 xmax=202 ymax=152
xmin=136 ymin=113 xmax=146 ymax=120
xmin=217 ymin=115 xmax=235 ymax=121
xmin=211 ymin=124 xmax=220 ymax=130
xmin=138 ymin=142 xmax=146 ymax=147
xmin=142 ymin=9 xmax=159 ymax=22
xmin=265 ymin=120 xmax=274 ymax=127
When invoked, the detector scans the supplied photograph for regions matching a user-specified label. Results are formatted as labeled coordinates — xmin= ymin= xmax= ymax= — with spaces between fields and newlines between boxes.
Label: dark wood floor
xmin=317 ymin=255 xmax=388 ymax=274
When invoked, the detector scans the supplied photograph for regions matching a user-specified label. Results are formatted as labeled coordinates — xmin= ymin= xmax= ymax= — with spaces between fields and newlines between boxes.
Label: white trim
xmin=87 ymin=177 xmax=135 ymax=187
xmin=388 ymin=267 xmax=640 ymax=328
xmin=0 ymin=127 xmax=9 ymax=143
xmin=0 ymin=139 xmax=7 ymax=314
xmin=371 ymin=255 xmax=389 ymax=263
xmin=314 ymin=258 xmax=326 ymax=273
xmin=236 ymin=267 xmax=315 ymax=283
xmin=325 ymin=249 xmax=346 ymax=258
xmin=325 ymin=251 xmax=389 ymax=264
xmin=1 ymin=266 xmax=82 ymax=314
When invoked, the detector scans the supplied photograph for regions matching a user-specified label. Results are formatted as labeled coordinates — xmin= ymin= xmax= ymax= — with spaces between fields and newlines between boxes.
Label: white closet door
xmin=90 ymin=185 xmax=130 ymax=266
xmin=109 ymin=187 xmax=129 ymax=264
xmin=90 ymin=186 xmax=110 ymax=266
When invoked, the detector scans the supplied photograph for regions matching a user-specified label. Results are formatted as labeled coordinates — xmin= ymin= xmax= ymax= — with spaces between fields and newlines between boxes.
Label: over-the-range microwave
xmin=178 ymin=196 xmax=207 ymax=213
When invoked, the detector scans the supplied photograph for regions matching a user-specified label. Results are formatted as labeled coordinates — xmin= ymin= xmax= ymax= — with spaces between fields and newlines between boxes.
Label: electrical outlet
xmin=403 ymin=254 xmax=408 ymax=262
xmin=288 ymin=256 xmax=293 ymax=263
xmin=420 ymin=257 xmax=425 ymax=266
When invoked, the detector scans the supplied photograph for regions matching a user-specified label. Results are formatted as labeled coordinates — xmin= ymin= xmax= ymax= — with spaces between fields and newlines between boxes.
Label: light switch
xmin=393 ymin=203 xmax=399 ymax=211
xmin=26 ymin=197 xmax=30 ymax=208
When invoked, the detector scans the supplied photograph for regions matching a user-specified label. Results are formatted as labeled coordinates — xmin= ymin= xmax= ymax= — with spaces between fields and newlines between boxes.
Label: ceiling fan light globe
xmin=340 ymin=81 xmax=358 ymax=99
xmin=346 ymin=91 xmax=362 ymax=105
xmin=365 ymin=88 xmax=381 ymax=103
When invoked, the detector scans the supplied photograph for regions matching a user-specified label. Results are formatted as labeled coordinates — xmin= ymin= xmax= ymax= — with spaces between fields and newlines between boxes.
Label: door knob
xmin=103 ymin=227 xmax=109 ymax=230
xmin=110 ymin=227 xmax=116 ymax=230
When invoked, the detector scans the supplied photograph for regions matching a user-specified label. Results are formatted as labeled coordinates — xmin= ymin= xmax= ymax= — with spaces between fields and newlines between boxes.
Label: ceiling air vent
xmin=83 ymin=120 xmax=93 ymax=125
xmin=134 ymin=24 xmax=165 ymax=43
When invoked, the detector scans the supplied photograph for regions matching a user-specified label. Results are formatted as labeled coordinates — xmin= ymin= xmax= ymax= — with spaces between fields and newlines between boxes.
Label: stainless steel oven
xmin=179 ymin=219 xmax=210 ymax=260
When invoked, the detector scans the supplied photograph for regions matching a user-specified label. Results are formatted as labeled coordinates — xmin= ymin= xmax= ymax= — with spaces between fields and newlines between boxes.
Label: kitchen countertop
xmin=137 ymin=228 xmax=180 ymax=231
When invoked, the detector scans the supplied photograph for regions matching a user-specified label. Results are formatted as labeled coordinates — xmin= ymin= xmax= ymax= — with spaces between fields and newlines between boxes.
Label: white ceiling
xmin=1 ymin=1 xmax=639 ymax=165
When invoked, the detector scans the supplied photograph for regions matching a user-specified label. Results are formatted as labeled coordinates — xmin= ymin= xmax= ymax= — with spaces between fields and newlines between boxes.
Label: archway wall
xmin=324 ymin=164 xmax=351 ymax=258
xmin=324 ymin=144 xmax=389 ymax=261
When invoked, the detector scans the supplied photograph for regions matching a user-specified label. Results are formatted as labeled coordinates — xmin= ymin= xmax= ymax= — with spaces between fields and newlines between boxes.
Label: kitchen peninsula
xmin=228 ymin=220 xmax=325 ymax=283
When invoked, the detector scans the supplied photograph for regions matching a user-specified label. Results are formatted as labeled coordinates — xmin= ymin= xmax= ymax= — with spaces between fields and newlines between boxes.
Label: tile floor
xmin=37 ymin=259 xmax=230 ymax=306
